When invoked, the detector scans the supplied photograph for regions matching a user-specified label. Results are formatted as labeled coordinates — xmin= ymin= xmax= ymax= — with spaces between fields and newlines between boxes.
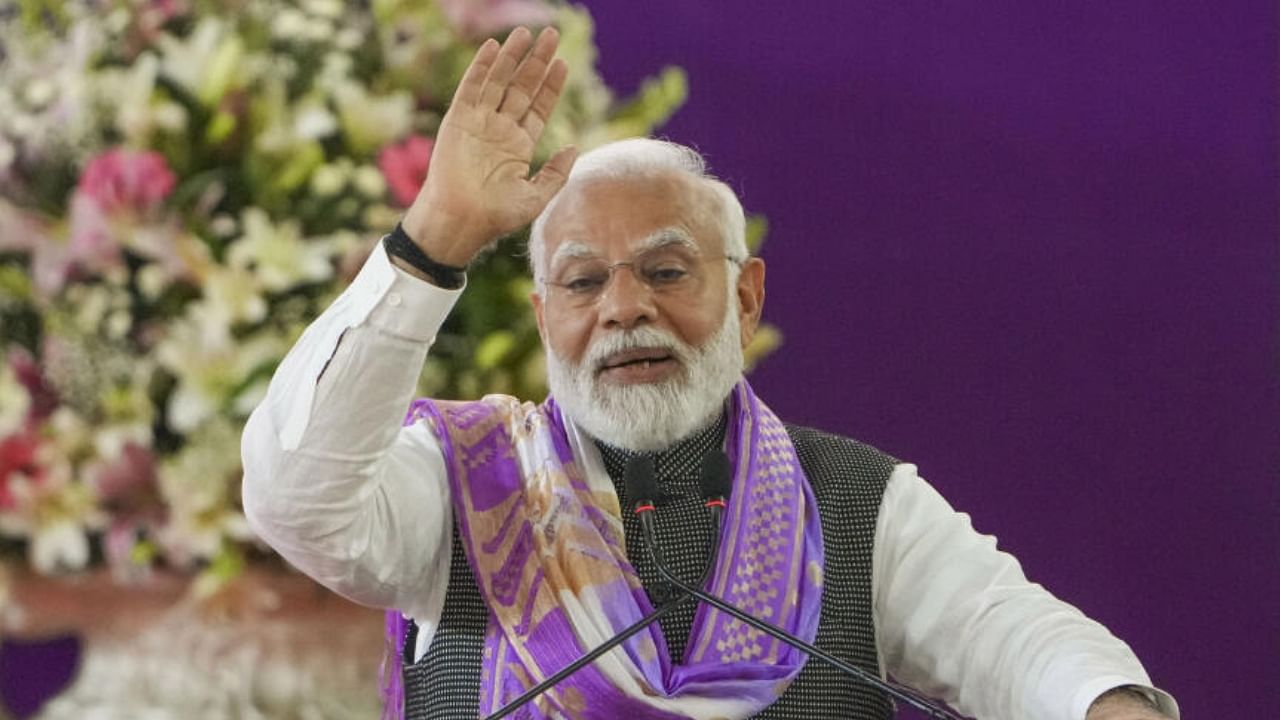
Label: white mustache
xmin=586 ymin=326 xmax=691 ymax=371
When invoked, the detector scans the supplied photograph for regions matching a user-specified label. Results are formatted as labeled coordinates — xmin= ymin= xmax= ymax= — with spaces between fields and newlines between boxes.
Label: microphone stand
xmin=637 ymin=510 xmax=965 ymax=720
xmin=482 ymin=453 xmax=959 ymax=719
xmin=483 ymin=593 xmax=695 ymax=719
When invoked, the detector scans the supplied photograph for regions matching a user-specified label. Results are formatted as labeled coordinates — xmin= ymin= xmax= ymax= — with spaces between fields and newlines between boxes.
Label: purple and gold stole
xmin=384 ymin=381 xmax=825 ymax=719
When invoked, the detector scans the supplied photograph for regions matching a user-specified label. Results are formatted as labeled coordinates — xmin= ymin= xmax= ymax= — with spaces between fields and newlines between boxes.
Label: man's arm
xmin=240 ymin=241 xmax=460 ymax=619
xmin=240 ymin=27 xmax=575 ymax=624
xmin=872 ymin=464 xmax=1178 ymax=720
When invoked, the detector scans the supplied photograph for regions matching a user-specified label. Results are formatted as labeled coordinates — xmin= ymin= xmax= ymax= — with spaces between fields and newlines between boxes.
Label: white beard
xmin=546 ymin=308 xmax=744 ymax=452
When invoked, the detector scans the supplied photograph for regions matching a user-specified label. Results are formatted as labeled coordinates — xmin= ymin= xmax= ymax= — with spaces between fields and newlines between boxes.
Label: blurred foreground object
xmin=1 ymin=565 xmax=381 ymax=719
xmin=0 ymin=635 xmax=80 ymax=720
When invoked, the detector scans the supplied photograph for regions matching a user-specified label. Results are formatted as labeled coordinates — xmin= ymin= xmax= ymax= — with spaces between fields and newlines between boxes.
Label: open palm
xmin=402 ymin=27 xmax=577 ymax=268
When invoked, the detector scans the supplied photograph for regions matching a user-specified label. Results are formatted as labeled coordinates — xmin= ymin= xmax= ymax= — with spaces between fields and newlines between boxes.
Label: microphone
xmin=624 ymin=456 xmax=677 ymax=601
xmin=640 ymin=451 xmax=965 ymax=720
xmin=698 ymin=450 xmax=731 ymax=516
xmin=624 ymin=454 xmax=661 ymax=512
xmin=697 ymin=451 xmax=730 ymax=583
xmin=482 ymin=456 xmax=694 ymax=720
xmin=625 ymin=456 xmax=678 ymax=601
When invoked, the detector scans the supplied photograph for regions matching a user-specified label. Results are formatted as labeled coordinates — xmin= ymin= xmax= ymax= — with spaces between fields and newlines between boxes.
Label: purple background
xmin=588 ymin=1 xmax=1277 ymax=717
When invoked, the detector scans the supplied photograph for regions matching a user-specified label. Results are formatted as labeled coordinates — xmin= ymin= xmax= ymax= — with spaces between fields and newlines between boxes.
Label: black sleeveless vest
xmin=402 ymin=423 xmax=896 ymax=720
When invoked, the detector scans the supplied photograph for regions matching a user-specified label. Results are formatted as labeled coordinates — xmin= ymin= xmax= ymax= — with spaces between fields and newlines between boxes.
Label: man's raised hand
xmin=400 ymin=26 xmax=577 ymax=269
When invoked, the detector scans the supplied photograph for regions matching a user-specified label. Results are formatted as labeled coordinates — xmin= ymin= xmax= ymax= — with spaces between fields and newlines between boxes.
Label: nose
xmin=596 ymin=262 xmax=656 ymax=329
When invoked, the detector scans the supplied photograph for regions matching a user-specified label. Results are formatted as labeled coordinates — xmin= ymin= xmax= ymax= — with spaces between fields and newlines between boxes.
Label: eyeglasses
xmin=543 ymin=246 xmax=743 ymax=308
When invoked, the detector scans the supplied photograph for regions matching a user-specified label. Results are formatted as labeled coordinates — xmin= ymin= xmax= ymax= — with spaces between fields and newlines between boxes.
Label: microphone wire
xmin=482 ymin=455 xmax=708 ymax=719
xmin=639 ymin=452 xmax=966 ymax=720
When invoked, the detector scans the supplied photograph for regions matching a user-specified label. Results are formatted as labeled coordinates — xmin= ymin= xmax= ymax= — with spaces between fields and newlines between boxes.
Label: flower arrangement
xmin=0 ymin=0 xmax=721 ymax=593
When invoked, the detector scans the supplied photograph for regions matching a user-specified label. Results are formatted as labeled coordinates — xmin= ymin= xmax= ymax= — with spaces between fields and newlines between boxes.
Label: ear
xmin=735 ymin=257 xmax=765 ymax=349
xmin=531 ymin=289 xmax=547 ymax=343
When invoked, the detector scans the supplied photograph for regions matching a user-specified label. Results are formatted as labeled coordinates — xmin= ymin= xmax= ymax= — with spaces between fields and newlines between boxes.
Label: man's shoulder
xmin=783 ymin=423 xmax=901 ymax=497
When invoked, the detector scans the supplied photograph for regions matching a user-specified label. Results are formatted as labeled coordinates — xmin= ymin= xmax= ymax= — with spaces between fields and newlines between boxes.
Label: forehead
xmin=541 ymin=171 xmax=721 ymax=264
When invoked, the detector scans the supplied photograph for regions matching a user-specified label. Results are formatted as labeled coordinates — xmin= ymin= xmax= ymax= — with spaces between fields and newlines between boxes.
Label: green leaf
xmin=745 ymin=215 xmax=770 ymax=254
xmin=17 ymin=0 xmax=69 ymax=34
xmin=205 ymin=109 xmax=238 ymax=144
xmin=0 ymin=265 xmax=34 ymax=302
xmin=607 ymin=66 xmax=688 ymax=137
xmin=192 ymin=541 xmax=246 ymax=598
xmin=130 ymin=539 xmax=159 ymax=566
xmin=198 ymin=34 xmax=246 ymax=107
xmin=272 ymin=142 xmax=326 ymax=194
xmin=474 ymin=331 xmax=517 ymax=371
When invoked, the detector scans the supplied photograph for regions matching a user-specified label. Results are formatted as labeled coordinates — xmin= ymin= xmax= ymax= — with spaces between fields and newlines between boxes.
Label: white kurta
xmin=240 ymin=242 xmax=1178 ymax=720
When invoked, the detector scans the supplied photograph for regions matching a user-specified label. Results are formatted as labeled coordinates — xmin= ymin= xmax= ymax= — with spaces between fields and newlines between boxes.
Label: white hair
xmin=528 ymin=138 xmax=748 ymax=285
xmin=534 ymin=139 xmax=750 ymax=449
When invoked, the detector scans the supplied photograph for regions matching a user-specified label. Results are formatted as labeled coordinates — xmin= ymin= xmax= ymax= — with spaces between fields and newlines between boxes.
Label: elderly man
xmin=241 ymin=27 xmax=1177 ymax=720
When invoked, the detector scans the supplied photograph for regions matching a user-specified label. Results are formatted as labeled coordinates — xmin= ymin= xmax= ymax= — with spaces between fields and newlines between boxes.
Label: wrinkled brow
xmin=549 ymin=241 xmax=596 ymax=266
xmin=635 ymin=228 xmax=698 ymax=254
xmin=549 ymin=227 xmax=697 ymax=263
xmin=546 ymin=228 xmax=699 ymax=275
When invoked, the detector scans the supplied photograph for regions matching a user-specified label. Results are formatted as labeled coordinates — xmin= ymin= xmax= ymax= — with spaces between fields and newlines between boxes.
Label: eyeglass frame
xmin=538 ymin=244 xmax=746 ymax=307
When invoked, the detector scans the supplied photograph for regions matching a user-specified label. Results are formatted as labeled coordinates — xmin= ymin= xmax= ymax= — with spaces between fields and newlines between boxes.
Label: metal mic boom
xmin=482 ymin=455 xmax=723 ymax=720
xmin=644 ymin=451 xmax=965 ymax=720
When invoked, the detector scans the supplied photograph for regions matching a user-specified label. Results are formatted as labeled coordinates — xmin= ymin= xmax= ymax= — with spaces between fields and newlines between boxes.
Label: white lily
xmin=0 ymin=18 xmax=100 ymax=161
xmin=97 ymin=52 xmax=191 ymax=145
xmin=331 ymin=79 xmax=414 ymax=156
xmin=0 ymin=457 xmax=105 ymax=575
xmin=31 ymin=519 xmax=91 ymax=575
xmin=156 ymin=304 xmax=286 ymax=433
xmin=226 ymin=208 xmax=333 ymax=293
xmin=202 ymin=263 xmax=269 ymax=326
xmin=156 ymin=417 xmax=250 ymax=567
xmin=156 ymin=18 xmax=248 ymax=107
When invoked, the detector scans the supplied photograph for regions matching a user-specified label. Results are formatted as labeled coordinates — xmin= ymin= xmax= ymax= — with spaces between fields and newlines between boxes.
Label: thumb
xmin=529 ymin=145 xmax=578 ymax=203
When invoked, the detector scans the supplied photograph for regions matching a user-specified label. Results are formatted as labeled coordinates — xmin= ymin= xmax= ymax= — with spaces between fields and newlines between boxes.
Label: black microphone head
xmin=699 ymin=450 xmax=733 ymax=500
xmin=623 ymin=455 xmax=658 ymax=509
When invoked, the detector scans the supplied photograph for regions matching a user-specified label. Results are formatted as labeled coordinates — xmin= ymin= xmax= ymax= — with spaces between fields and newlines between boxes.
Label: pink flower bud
xmin=66 ymin=148 xmax=178 ymax=280
xmin=76 ymin=148 xmax=177 ymax=215
xmin=378 ymin=135 xmax=434 ymax=208
xmin=7 ymin=347 xmax=57 ymax=423
xmin=437 ymin=0 xmax=557 ymax=39
xmin=90 ymin=443 xmax=158 ymax=505
xmin=0 ymin=431 xmax=42 ymax=510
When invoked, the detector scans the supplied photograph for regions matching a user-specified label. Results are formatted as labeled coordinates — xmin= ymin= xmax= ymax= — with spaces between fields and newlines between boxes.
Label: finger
xmin=499 ymin=27 xmax=559 ymax=119
xmin=528 ymin=145 xmax=578 ymax=202
xmin=520 ymin=58 xmax=568 ymax=140
xmin=479 ymin=27 xmax=535 ymax=110
xmin=454 ymin=38 xmax=500 ymax=107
